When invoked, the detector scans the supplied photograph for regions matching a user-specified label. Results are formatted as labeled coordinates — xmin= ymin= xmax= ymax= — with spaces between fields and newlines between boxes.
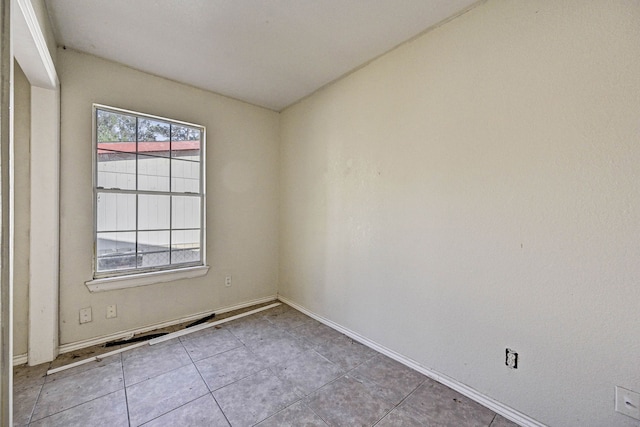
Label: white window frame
xmin=85 ymin=104 xmax=208 ymax=292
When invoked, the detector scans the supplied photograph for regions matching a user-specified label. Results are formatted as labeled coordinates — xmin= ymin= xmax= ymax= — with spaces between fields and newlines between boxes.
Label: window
xmin=93 ymin=105 xmax=205 ymax=279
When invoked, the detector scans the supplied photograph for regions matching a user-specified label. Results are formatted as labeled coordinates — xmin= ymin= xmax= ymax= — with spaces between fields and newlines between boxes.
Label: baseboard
xmin=278 ymin=295 xmax=546 ymax=427
xmin=13 ymin=353 xmax=28 ymax=366
xmin=59 ymin=295 xmax=277 ymax=354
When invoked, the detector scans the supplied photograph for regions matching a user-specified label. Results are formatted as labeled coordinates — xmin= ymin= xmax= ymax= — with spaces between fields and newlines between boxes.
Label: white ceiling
xmin=45 ymin=0 xmax=479 ymax=111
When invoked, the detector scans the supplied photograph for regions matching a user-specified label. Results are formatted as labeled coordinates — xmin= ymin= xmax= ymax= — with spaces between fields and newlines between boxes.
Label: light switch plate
xmin=615 ymin=386 xmax=640 ymax=420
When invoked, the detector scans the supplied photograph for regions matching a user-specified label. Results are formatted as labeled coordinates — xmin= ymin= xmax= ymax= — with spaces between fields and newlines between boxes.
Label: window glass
xmin=96 ymin=110 xmax=137 ymax=190
xmin=94 ymin=105 xmax=205 ymax=277
xmin=172 ymin=195 xmax=201 ymax=230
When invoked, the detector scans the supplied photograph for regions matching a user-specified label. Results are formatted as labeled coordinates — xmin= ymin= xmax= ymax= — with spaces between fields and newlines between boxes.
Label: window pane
xmin=137 ymin=230 xmax=170 ymax=268
xmin=138 ymin=194 xmax=170 ymax=230
xmin=171 ymin=158 xmax=200 ymax=193
xmin=97 ymin=110 xmax=137 ymax=190
xmin=97 ymin=150 xmax=136 ymax=190
xmin=97 ymin=110 xmax=136 ymax=142
xmin=171 ymin=230 xmax=200 ymax=265
xmin=97 ymin=232 xmax=137 ymax=272
xmin=138 ymin=154 xmax=170 ymax=192
xmin=97 ymin=192 xmax=135 ymax=232
xmin=138 ymin=118 xmax=170 ymax=158
xmin=171 ymin=125 xmax=201 ymax=159
xmin=172 ymin=196 xmax=201 ymax=229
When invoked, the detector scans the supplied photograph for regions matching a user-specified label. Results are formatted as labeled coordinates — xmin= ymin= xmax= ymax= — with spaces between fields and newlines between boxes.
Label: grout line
xmin=120 ymin=354 xmax=132 ymax=426
xmin=213 ymin=365 xmax=272 ymax=392
xmin=137 ymin=390 xmax=210 ymax=425
xmin=371 ymin=380 xmax=427 ymax=426
xmin=29 ymin=389 xmax=125 ymax=425
xmin=123 ymin=353 xmax=196 ymax=388
xmin=210 ymin=391 xmax=233 ymax=426
xmin=26 ymin=380 xmax=46 ymax=425
xmin=184 ymin=334 xmax=218 ymax=400
xmin=126 ymin=365 xmax=190 ymax=389
xmin=305 ymin=400 xmax=332 ymax=427
xmin=254 ymin=394 xmax=307 ymax=425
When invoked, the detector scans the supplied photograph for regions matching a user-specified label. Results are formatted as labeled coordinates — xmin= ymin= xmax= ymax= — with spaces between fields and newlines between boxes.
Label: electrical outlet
xmin=79 ymin=307 xmax=92 ymax=324
xmin=616 ymin=386 xmax=640 ymax=420
xmin=106 ymin=304 xmax=117 ymax=319
xmin=505 ymin=348 xmax=518 ymax=369
xmin=225 ymin=275 xmax=232 ymax=287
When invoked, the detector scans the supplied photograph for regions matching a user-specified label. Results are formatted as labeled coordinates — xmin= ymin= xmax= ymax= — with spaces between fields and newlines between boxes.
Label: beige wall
xmin=279 ymin=1 xmax=640 ymax=426
xmin=58 ymin=49 xmax=279 ymax=345
xmin=13 ymin=61 xmax=30 ymax=357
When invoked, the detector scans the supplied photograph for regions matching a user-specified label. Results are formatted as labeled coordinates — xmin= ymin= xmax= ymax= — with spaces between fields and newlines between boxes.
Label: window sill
xmin=85 ymin=265 xmax=210 ymax=293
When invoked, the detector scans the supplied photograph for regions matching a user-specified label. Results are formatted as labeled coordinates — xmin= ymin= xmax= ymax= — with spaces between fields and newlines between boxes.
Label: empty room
xmin=1 ymin=0 xmax=639 ymax=426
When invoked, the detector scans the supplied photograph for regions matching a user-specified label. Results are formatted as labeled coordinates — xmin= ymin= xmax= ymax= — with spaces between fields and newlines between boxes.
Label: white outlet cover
xmin=616 ymin=386 xmax=640 ymax=420
xmin=106 ymin=304 xmax=117 ymax=319
xmin=79 ymin=307 xmax=92 ymax=324
xmin=505 ymin=348 xmax=518 ymax=369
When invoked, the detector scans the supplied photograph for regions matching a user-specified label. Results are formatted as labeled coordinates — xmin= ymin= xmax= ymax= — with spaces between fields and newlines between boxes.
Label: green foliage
xmin=97 ymin=110 xmax=136 ymax=142
xmin=172 ymin=125 xmax=200 ymax=141
xmin=138 ymin=118 xmax=169 ymax=141
xmin=97 ymin=109 xmax=200 ymax=142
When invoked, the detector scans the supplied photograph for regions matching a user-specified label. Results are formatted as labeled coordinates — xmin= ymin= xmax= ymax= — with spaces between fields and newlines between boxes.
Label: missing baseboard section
xmin=47 ymin=301 xmax=281 ymax=376
xmin=58 ymin=295 xmax=277 ymax=355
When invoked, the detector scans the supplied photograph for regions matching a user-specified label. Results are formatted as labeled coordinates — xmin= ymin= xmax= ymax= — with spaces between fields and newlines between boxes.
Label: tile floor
xmin=13 ymin=302 xmax=520 ymax=427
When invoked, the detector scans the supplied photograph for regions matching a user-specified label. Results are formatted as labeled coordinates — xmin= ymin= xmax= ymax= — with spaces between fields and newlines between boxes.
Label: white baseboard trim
xmin=278 ymin=295 xmax=546 ymax=427
xmin=13 ymin=353 xmax=28 ymax=366
xmin=59 ymin=295 xmax=277 ymax=354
